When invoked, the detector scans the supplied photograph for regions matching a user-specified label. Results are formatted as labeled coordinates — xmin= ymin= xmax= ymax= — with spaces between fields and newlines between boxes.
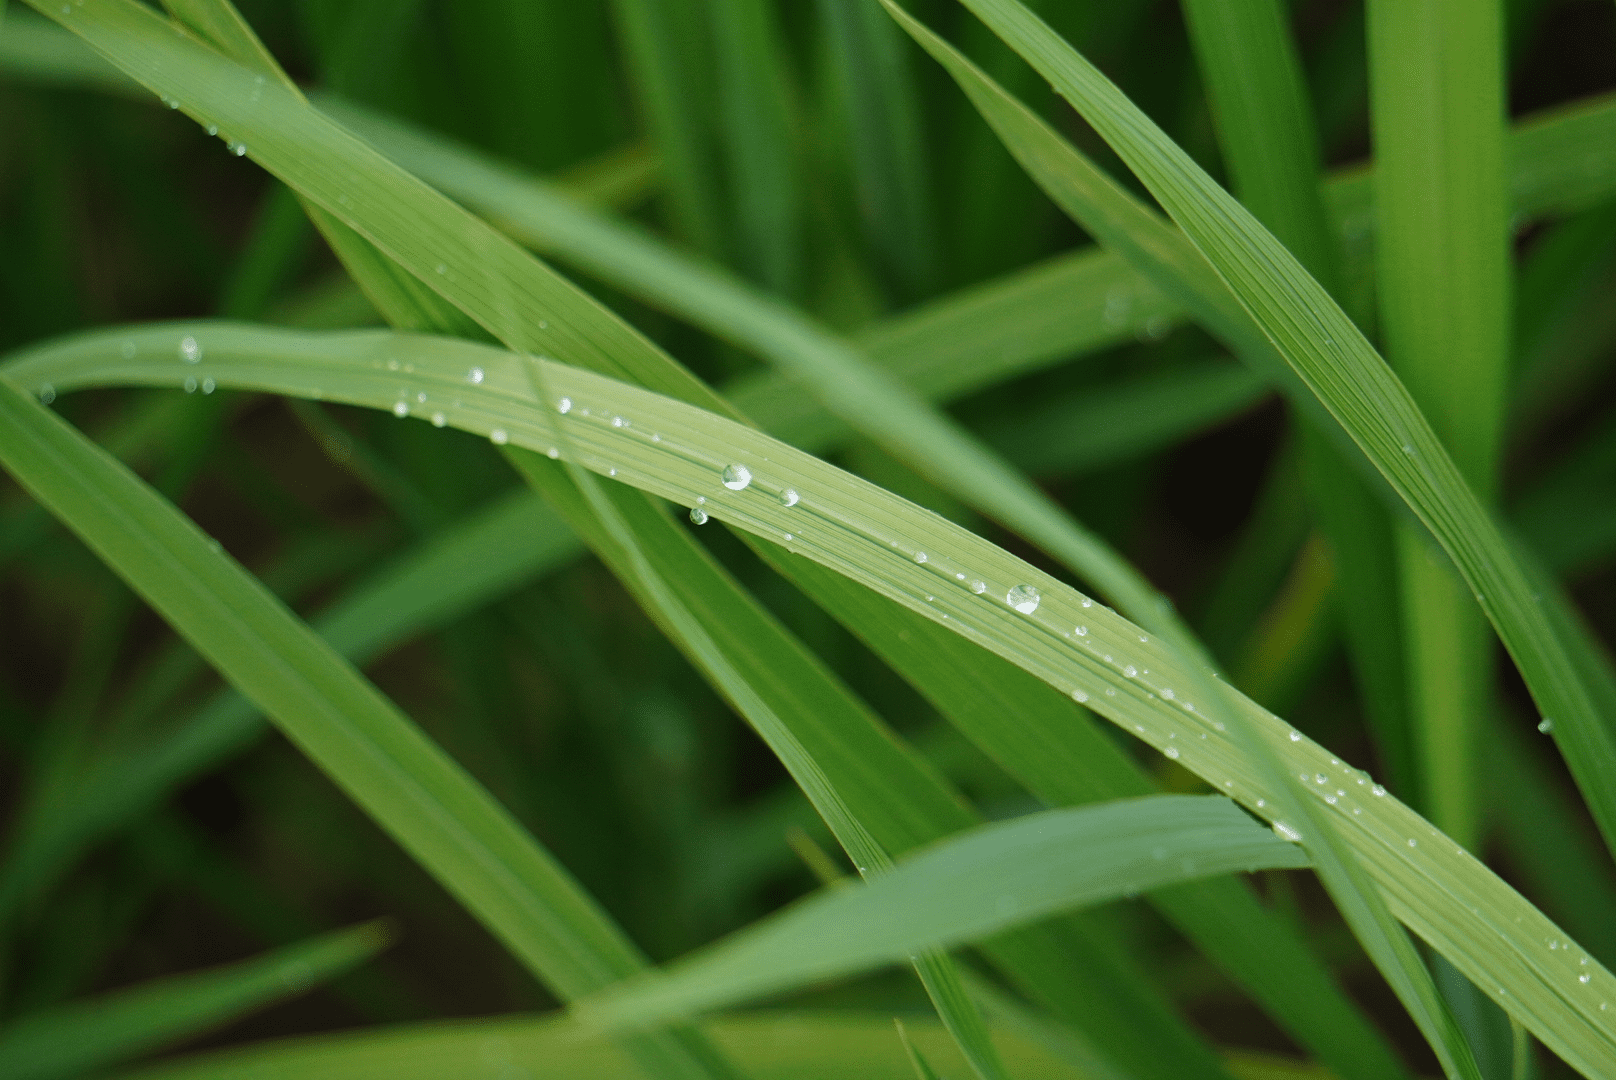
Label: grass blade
xmin=573 ymin=796 xmax=1307 ymax=1031
xmin=0 ymin=922 xmax=389 ymax=1080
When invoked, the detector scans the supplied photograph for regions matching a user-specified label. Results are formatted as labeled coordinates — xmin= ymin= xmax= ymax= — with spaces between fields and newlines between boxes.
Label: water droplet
xmin=37 ymin=384 xmax=56 ymax=404
xmin=970 ymin=580 xmax=987 ymax=595
xmin=689 ymin=506 xmax=709 ymax=525
xmin=489 ymin=428 xmax=508 ymax=445
xmin=435 ymin=263 xmax=447 ymax=275
xmin=1408 ymin=838 xmax=1417 ymax=848
xmin=1165 ymin=746 xmax=1180 ymax=760
xmin=1315 ymin=773 xmax=1327 ymax=785
xmin=229 ymin=141 xmax=247 ymax=156
xmin=179 ymin=335 xmax=202 ymax=363
xmin=201 ymin=377 xmax=215 ymax=394
xmin=1325 ymin=794 xmax=1337 ymax=805
xmin=120 ymin=340 xmax=137 ymax=359
xmin=612 ymin=416 xmax=625 ymax=427
xmin=1123 ymin=665 xmax=1137 ymax=678
xmin=1256 ymin=799 xmax=1266 ymax=808
xmin=1289 ymin=729 xmax=1301 ymax=741
xmin=1160 ymin=688 xmax=1174 ymax=700
xmin=546 ymin=447 xmax=560 ymax=459
xmin=1538 ymin=718 xmax=1554 ymax=733
xmin=1080 ymin=598 xmax=1093 ymax=608
xmin=467 ymin=367 xmax=485 ymax=385
xmin=1075 ymin=626 xmax=1088 ymax=636
xmin=1581 ymin=974 xmax=1592 ymax=984
xmin=780 ymin=488 xmax=799 ymax=506
xmin=1372 ymin=784 xmax=1386 ymax=797
xmin=1006 ymin=584 xmax=1041 ymax=613
xmin=1138 ymin=635 xmax=1148 ymax=643
xmin=722 ymin=464 xmax=752 ymax=490
xmin=392 ymin=400 xmax=409 ymax=418
xmin=1072 ymin=689 xmax=1089 ymax=703
xmin=387 ymin=358 xmax=401 ymax=371
xmin=205 ymin=123 xmax=218 ymax=137
xmin=1273 ymin=821 xmax=1302 ymax=842
xmin=914 ymin=552 xmax=928 ymax=564
xmin=431 ymin=412 xmax=446 ymax=428
xmin=608 ymin=468 xmax=617 ymax=477
xmin=557 ymin=397 xmax=572 ymax=414
xmin=182 ymin=376 xmax=196 ymax=394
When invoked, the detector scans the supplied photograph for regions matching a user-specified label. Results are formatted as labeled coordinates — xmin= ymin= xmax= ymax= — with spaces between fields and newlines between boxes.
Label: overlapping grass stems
xmin=0 ymin=1 xmax=1613 ymax=1079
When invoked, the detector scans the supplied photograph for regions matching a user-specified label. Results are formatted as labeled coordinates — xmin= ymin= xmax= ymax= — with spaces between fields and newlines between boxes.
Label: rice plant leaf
xmin=572 ymin=796 xmax=1308 ymax=1030
xmin=0 ymin=922 xmax=390 ymax=1080
xmin=116 ymin=1011 xmax=1096 ymax=1080
xmin=0 ymin=377 xmax=741 ymax=1080
xmin=13 ymin=331 xmax=1616 ymax=1077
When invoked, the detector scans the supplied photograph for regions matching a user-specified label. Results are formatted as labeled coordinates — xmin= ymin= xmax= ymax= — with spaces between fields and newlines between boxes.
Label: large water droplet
xmin=431 ymin=412 xmax=446 ymax=428
xmin=722 ymin=464 xmax=752 ymax=490
xmin=1006 ymin=584 xmax=1040 ymax=613
xmin=780 ymin=488 xmax=799 ymax=507
xmin=1273 ymin=821 xmax=1302 ymax=842
xmin=689 ymin=506 xmax=709 ymax=525
xmin=1538 ymin=718 xmax=1554 ymax=733
xmin=179 ymin=336 xmax=202 ymax=363
xmin=392 ymin=400 xmax=409 ymax=418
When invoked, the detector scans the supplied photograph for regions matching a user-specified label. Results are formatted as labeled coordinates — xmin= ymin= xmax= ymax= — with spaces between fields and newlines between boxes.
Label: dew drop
xmin=1538 ymin=718 xmax=1554 ymax=733
xmin=1165 ymin=746 xmax=1180 ymax=760
xmin=489 ymin=428 xmax=508 ymax=445
xmin=1161 ymin=688 xmax=1175 ymax=700
xmin=1373 ymin=784 xmax=1387 ymax=797
xmin=612 ymin=416 xmax=625 ymax=427
xmin=435 ymin=263 xmax=447 ymax=275
xmin=387 ymin=359 xmax=401 ymax=371
xmin=179 ymin=336 xmax=202 ymax=363
xmin=1325 ymin=794 xmax=1337 ymax=805
xmin=38 ymin=383 xmax=56 ymax=404
xmin=970 ymin=580 xmax=987 ymax=595
xmin=1408 ymin=838 xmax=1417 ymax=848
xmin=1581 ymin=974 xmax=1592 ymax=984
xmin=722 ymin=463 xmax=752 ymax=490
xmin=431 ymin=412 xmax=446 ymax=428
xmin=465 ymin=367 xmax=485 ymax=385
xmin=1315 ymin=773 xmax=1327 ymax=785
xmin=229 ymin=141 xmax=247 ymax=156
xmin=1080 ymin=598 xmax=1093 ymax=608
xmin=914 ymin=552 xmax=928 ymax=564
xmin=546 ymin=447 xmax=560 ymax=459
xmin=1072 ymin=689 xmax=1089 ymax=703
xmin=1273 ymin=821 xmax=1302 ymax=842
xmin=1123 ymin=665 xmax=1137 ymax=678
xmin=689 ymin=506 xmax=709 ymax=525
xmin=205 ymin=123 xmax=218 ymax=137
xmin=391 ymin=400 xmax=408 ymax=418
xmin=201 ymin=377 xmax=215 ymax=394
xmin=1075 ymin=626 xmax=1088 ymax=636
xmin=182 ymin=376 xmax=196 ymax=394
xmin=608 ymin=468 xmax=617 ymax=477
xmin=780 ymin=488 xmax=799 ymax=507
xmin=557 ymin=396 xmax=572 ymax=413
xmin=1007 ymin=584 xmax=1041 ymax=613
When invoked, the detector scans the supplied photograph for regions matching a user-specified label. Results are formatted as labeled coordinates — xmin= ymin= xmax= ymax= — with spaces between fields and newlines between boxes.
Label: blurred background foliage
xmin=1 ymin=0 xmax=1614 ymax=1073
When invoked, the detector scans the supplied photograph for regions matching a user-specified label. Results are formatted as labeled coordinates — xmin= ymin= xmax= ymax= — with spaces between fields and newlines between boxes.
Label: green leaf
xmin=0 ymin=922 xmax=389 ymax=1080
xmin=572 ymin=796 xmax=1307 ymax=1030
xmin=12 ymin=327 xmax=1613 ymax=1076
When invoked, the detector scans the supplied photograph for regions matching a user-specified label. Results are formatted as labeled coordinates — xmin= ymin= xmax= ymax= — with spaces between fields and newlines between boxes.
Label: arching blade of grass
xmin=923 ymin=0 xmax=1616 ymax=886
xmin=0 ymin=922 xmax=389 ymax=1080
xmin=573 ymin=796 xmax=1308 ymax=1030
xmin=118 ymin=1012 xmax=1095 ymax=1080
xmin=13 ymin=331 xmax=1616 ymax=1076
xmin=0 ymin=379 xmax=745 ymax=1080
xmin=0 ymin=485 xmax=582 ymax=917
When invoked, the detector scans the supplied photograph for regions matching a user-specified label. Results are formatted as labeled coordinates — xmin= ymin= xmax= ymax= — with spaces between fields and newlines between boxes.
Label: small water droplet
xmin=206 ymin=123 xmax=218 ymax=136
xmin=1373 ymin=784 xmax=1386 ymax=797
xmin=229 ymin=141 xmax=247 ymax=156
xmin=416 ymin=392 xmax=427 ymax=403
xmin=608 ymin=467 xmax=617 ymax=477
xmin=182 ymin=376 xmax=196 ymax=394
xmin=970 ymin=580 xmax=987 ymax=595
xmin=689 ymin=506 xmax=709 ymax=525
xmin=1581 ymin=974 xmax=1592 ymax=984
xmin=1075 ymin=626 xmax=1088 ymax=636
xmin=468 ymin=367 xmax=485 ymax=385
xmin=489 ymin=428 xmax=508 ymax=445
xmin=1315 ymin=773 xmax=1327 ymax=785
xmin=1072 ymin=689 xmax=1089 ymax=703
xmin=435 ymin=263 xmax=447 ymax=275
xmin=1123 ymin=665 xmax=1137 ymax=677
xmin=392 ymin=401 xmax=409 ymax=418
xmin=780 ymin=488 xmax=799 ymax=506
xmin=1256 ymin=799 xmax=1266 ymax=808
xmin=1538 ymin=718 xmax=1554 ymax=733
xmin=387 ymin=359 xmax=401 ymax=372
xmin=1165 ymin=746 xmax=1180 ymax=760
xmin=1408 ymin=838 xmax=1417 ymax=848
xmin=201 ymin=377 xmax=215 ymax=394
xmin=1080 ymin=598 xmax=1093 ymax=608
xmin=557 ymin=397 xmax=572 ymax=414
xmin=1007 ymin=584 xmax=1040 ymax=613
xmin=1289 ymin=730 xmax=1301 ymax=741
xmin=612 ymin=416 xmax=625 ymax=427
xmin=722 ymin=464 xmax=752 ymax=490
xmin=1325 ymin=794 xmax=1337 ymax=805
xmin=37 ymin=384 xmax=56 ymax=404
xmin=431 ymin=412 xmax=446 ymax=427
xmin=1273 ymin=821 xmax=1302 ymax=842
xmin=1160 ymin=688 xmax=1174 ymax=700
xmin=179 ymin=335 xmax=202 ymax=363
xmin=546 ymin=447 xmax=560 ymax=459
